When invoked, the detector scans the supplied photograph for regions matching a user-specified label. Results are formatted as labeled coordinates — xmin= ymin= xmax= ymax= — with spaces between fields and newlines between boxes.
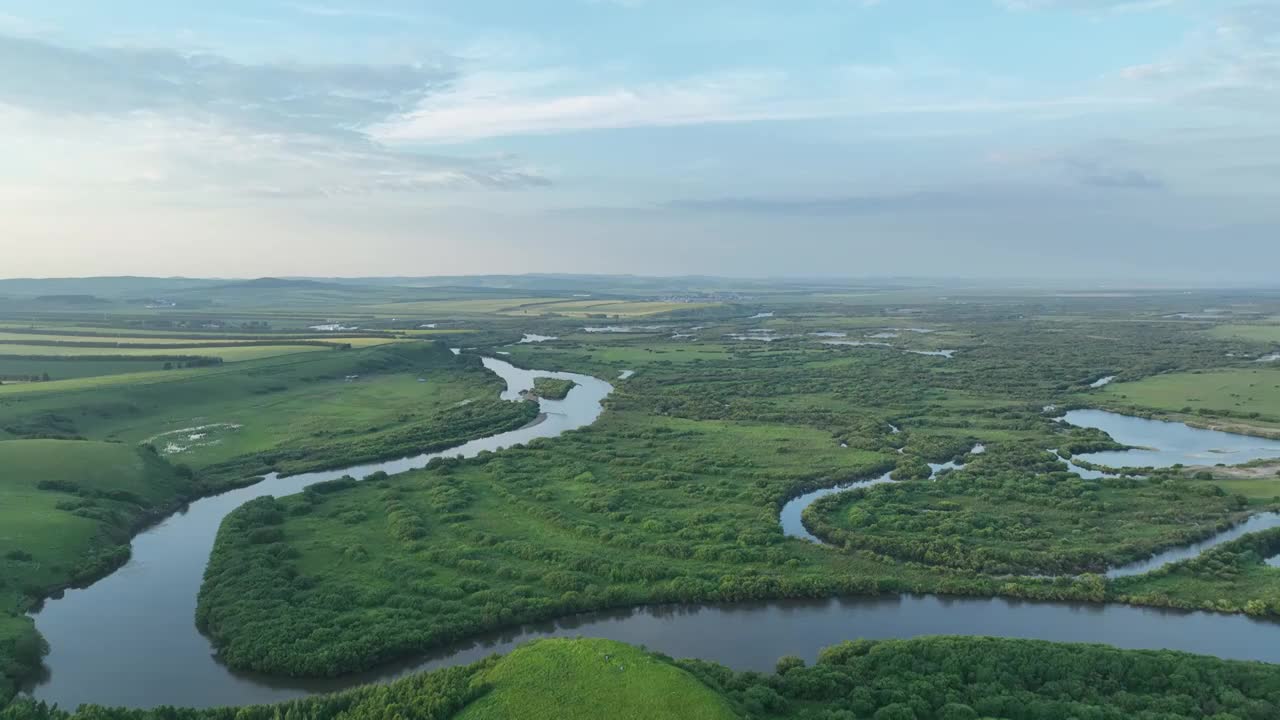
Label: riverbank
xmin=7 ymin=635 xmax=1280 ymax=718
xmin=26 ymin=357 xmax=614 ymax=709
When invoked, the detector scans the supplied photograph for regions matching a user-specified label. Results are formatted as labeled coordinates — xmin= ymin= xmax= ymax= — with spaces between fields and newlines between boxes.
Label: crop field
xmin=502 ymin=299 xmax=722 ymax=317
xmin=361 ymin=297 xmax=566 ymax=316
xmin=0 ymin=344 xmax=332 ymax=362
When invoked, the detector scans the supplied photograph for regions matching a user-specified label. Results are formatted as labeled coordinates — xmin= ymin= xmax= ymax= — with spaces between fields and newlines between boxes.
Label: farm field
xmin=502 ymin=299 xmax=723 ymax=317
xmin=0 ymin=344 xmax=333 ymax=362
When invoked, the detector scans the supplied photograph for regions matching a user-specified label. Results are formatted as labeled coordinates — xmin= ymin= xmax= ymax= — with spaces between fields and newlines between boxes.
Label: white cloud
xmin=996 ymin=0 xmax=1176 ymax=11
xmin=1113 ymin=3 xmax=1279 ymax=113
xmin=368 ymin=70 xmax=811 ymax=143
xmin=0 ymin=35 xmax=549 ymax=200
xmin=369 ymin=65 xmax=1146 ymax=143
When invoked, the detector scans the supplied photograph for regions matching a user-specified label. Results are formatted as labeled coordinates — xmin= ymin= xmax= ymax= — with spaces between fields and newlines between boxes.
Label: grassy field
xmin=362 ymin=297 xmax=564 ymax=315
xmin=0 ymin=332 xmax=384 ymax=346
xmin=1207 ymin=324 xmax=1280 ymax=344
xmin=0 ymin=342 xmax=542 ymax=704
xmin=456 ymin=639 xmax=737 ymax=720
xmin=0 ymin=344 xmax=332 ymax=361
xmin=1099 ymin=367 xmax=1280 ymax=428
xmin=0 ymin=356 xmax=176 ymax=381
xmin=0 ymin=440 xmax=195 ymax=701
xmin=0 ymin=343 xmax=536 ymax=482
xmin=502 ymin=299 xmax=722 ymax=318
xmin=0 ymin=440 xmax=192 ymax=594
xmin=804 ymin=443 xmax=1262 ymax=575
xmin=1114 ymin=528 xmax=1280 ymax=615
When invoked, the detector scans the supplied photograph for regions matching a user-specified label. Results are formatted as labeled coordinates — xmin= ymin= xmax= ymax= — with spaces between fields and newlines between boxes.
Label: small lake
xmin=1089 ymin=375 xmax=1117 ymax=388
xmin=1062 ymin=409 xmax=1280 ymax=468
xmin=582 ymin=325 xmax=666 ymax=333
xmin=517 ymin=333 xmax=557 ymax=344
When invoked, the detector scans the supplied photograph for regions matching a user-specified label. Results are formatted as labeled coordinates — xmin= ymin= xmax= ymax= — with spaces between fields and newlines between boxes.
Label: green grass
xmin=194 ymin=304 xmax=1280 ymax=676
xmin=0 ymin=344 xmax=330 ymax=362
xmin=1207 ymin=324 xmax=1280 ymax=344
xmin=804 ymin=443 xmax=1264 ymax=575
xmin=362 ymin=297 xmax=565 ymax=315
xmin=9 ymin=636 xmax=1280 ymax=719
xmin=531 ymin=377 xmax=575 ymax=400
xmin=0 ymin=439 xmax=195 ymax=702
xmin=0 ymin=356 xmax=176 ymax=381
xmin=1114 ymin=528 xmax=1280 ymax=616
xmin=0 ymin=343 xmax=537 ymax=483
xmin=456 ymin=639 xmax=737 ymax=720
xmin=1099 ymin=367 xmax=1280 ymax=429
xmin=502 ymin=299 xmax=722 ymax=317
xmin=0 ymin=439 xmax=192 ymax=589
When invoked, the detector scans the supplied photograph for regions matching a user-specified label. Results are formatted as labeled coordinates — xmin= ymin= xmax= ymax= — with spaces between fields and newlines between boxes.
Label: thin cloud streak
xmin=370 ymin=69 xmax=1152 ymax=143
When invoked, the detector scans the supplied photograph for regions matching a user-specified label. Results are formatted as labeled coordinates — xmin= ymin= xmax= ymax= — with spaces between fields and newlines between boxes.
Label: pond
xmin=1062 ymin=409 xmax=1280 ymax=468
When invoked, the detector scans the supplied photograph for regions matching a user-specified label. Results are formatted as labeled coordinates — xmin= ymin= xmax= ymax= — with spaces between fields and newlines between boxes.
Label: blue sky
xmin=1 ymin=1 xmax=1276 ymax=281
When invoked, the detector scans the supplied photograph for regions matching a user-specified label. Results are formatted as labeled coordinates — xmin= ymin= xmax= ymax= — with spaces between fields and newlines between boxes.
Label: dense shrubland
xmin=804 ymin=443 xmax=1264 ymax=575
xmin=7 ymin=637 xmax=1280 ymax=719
xmin=194 ymin=309 xmax=1280 ymax=676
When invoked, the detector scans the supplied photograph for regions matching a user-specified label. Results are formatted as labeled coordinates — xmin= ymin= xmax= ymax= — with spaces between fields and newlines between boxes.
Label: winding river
xmin=25 ymin=364 xmax=1280 ymax=710
xmin=28 ymin=357 xmax=612 ymax=710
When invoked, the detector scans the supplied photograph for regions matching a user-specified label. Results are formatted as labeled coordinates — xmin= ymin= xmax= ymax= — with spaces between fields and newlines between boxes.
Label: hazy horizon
xmin=2 ymin=1 xmax=1276 ymax=280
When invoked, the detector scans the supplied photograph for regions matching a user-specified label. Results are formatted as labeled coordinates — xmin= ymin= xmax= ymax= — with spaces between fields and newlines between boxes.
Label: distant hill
xmin=0 ymin=277 xmax=221 ymax=299
xmin=208 ymin=277 xmax=352 ymax=291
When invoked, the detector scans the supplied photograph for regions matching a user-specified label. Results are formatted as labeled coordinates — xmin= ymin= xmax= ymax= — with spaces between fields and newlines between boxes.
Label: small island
xmin=531 ymin=377 xmax=577 ymax=400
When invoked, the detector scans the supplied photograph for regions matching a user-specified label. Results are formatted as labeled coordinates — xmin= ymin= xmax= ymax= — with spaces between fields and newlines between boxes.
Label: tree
xmin=937 ymin=703 xmax=978 ymax=720
xmin=874 ymin=703 xmax=918 ymax=720
xmin=775 ymin=655 xmax=805 ymax=675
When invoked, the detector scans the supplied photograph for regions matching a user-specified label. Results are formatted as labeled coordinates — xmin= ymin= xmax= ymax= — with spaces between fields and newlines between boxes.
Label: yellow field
xmin=502 ymin=299 xmax=720 ymax=317
xmin=400 ymin=328 xmax=476 ymax=337
xmin=0 ymin=332 xmax=277 ymax=345
xmin=0 ymin=344 xmax=331 ymax=362
xmin=362 ymin=297 xmax=562 ymax=315
xmin=332 ymin=337 xmax=405 ymax=347
xmin=0 ymin=367 xmax=209 ymax=395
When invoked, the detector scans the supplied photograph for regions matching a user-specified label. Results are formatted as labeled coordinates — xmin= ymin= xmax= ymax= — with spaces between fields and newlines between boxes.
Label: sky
xmin=0 ymin=0 xmax=1277 ymax=281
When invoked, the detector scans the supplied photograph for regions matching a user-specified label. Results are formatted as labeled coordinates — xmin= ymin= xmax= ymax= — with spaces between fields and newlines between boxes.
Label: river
xmin=28 ymin=357 xmax=612 ymax=710
xmin=26 ymin=372 xmax=1280 ymax=710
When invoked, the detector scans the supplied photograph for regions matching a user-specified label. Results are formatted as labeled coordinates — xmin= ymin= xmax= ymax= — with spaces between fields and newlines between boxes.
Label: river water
xmin=26 ymin=375 xmax=1280 ymax=710
xmin=1063 ymin=409 xmax=1280 ymax=468
xmin=28 ymin=357 xmax=612 ymax=710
